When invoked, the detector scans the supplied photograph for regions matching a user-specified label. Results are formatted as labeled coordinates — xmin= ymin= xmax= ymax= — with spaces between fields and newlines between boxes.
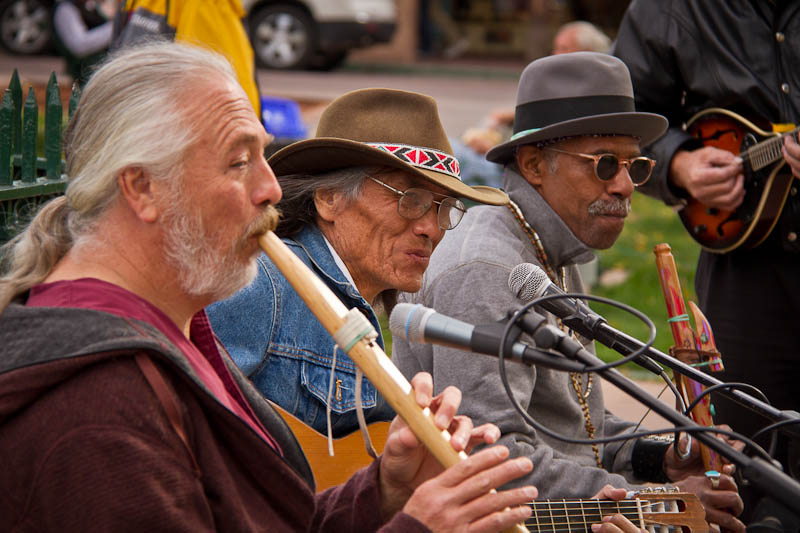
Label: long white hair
xmin=0 ymin=41 xmax=240 ymax=312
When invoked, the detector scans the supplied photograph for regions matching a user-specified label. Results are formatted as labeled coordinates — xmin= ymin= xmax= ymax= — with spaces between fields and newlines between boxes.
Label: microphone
xmin=508 ymin=263 xmax=604 ymax=329
xmin=389 ymin=303 xmax=590 ymax=371
xmin=508 ymin=263 xmax=665 ymax=375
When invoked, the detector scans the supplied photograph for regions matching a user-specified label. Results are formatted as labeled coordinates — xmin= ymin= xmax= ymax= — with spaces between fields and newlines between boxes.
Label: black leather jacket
xmin=613 ymin=0 xmax=800 ymax=252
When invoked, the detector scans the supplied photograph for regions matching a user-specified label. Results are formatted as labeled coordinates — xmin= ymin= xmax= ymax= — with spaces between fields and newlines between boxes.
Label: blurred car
xmin=0 ymin=0 xmax=397 ymax=72
xmin=0 ymin=0 xmax=53 ymax=55
xmin=243 ymin=0 xmax=396 ymax=70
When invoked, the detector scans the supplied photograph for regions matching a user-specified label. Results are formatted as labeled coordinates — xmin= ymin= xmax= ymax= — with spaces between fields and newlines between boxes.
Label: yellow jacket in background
xmin=121 ymin=0 xmax=261 ymax=116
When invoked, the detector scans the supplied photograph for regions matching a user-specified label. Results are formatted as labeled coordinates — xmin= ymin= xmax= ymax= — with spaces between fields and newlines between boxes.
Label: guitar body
xmin=681 ymin=108 xmax=795 ymax=253
xmin=272 ymin=403 xmax=390 ymax=492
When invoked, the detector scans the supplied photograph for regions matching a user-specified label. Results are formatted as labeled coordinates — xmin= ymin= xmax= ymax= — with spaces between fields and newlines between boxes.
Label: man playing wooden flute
xmin=0 ymin=41 xmax=539 ymax=532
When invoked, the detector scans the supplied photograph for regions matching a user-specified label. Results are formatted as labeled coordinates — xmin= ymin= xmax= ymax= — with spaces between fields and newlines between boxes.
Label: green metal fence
xmin=0 ymin=70 xmax=76 ymax=243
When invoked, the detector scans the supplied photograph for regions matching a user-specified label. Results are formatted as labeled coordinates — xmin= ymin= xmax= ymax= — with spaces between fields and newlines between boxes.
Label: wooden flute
xmin=259 ymin=231 xmax=529 ymax=533
xmin=654 ymin=243 xmax=724 ymax=471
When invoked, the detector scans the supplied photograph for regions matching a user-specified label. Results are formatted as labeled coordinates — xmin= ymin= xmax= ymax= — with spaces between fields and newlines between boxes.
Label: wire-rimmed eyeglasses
xmin=369 ymin=177 xmax=467 ymax=230
xmin=544 ymin=147 xmax=656 ymax=186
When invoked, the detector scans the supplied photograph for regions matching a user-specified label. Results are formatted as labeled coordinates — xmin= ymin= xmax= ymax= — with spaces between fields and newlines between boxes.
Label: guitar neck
xmin=527 ymin=493 xmax=707 ymax=533
xmin=527 ymin=499 xmax=642 ymax=532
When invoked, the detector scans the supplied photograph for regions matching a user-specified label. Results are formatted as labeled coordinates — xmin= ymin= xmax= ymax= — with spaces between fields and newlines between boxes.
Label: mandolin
xmin=680 ymin=107 xmax=798 ymax=253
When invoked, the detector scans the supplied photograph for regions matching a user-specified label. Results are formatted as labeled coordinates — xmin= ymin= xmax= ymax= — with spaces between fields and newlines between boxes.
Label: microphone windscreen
xmin=388 ymin=303 xmax=429 ymax=344
xmin=508 ymin=263 xmax=549 ymax=301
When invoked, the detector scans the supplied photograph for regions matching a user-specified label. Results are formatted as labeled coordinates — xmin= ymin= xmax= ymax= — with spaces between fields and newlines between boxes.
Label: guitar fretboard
xmin=526 ymin=497 xmax=682 ymax=533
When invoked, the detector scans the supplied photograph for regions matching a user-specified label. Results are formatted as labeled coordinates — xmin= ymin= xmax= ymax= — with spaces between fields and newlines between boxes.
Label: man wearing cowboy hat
xmin=0 ymin=42 xmax=543 ymax=532
xmin=393 ymin=52 xmax=745 ymax=532
xmin=207 ymin=88 xmax=508 ymax=438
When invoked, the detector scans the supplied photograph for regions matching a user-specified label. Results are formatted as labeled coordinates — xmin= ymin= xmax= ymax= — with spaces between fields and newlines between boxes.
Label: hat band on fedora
xmin=367 ymin=142 xmax=461 ymax=180
xmin=513 ymin=95 xmax=635 ymax=135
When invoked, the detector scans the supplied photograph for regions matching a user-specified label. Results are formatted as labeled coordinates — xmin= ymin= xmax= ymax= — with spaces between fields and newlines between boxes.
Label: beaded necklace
xmin=506 ymin=200 xmax=602 ymax=468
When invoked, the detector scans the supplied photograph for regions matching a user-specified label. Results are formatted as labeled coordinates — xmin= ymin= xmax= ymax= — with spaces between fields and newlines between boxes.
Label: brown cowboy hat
xmin=268 ymin=88 xmax=508 ymax=205
xmin=486 ymin=52 xmax=668 ymax=164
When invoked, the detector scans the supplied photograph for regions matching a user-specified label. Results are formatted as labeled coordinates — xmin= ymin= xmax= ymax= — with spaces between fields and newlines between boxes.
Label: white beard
xmin=159 ymin=194 xmax=258 ymax=302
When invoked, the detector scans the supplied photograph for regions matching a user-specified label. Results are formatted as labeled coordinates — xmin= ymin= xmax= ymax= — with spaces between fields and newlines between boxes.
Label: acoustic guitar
xmin=274 ymin=407 xmax=708 ymax=533
xmin=272 ymin=403 xmax=390 ymax=492
xmin=526 ymin=489 xmax=707 ymax=533
xmin=681 ymin=108 xmax=798 ymax=253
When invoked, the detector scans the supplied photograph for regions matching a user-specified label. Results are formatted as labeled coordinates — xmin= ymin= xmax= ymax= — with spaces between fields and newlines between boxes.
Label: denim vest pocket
xmin=300 ymin=355 xmax=378 ymax=414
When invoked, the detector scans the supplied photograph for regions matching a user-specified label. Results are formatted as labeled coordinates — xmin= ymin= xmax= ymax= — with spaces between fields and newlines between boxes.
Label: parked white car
xmin=0 ymin=0 xmax=52 ymax=55
xmin=0 ymin=0 xmax=396 ymax=72
xmin=243 ymin=0 xmax=396 ymax=70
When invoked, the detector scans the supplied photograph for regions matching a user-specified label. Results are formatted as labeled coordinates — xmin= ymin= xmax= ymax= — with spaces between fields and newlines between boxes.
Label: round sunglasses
xmin=544 ymin=147 xmax=656 ymax=186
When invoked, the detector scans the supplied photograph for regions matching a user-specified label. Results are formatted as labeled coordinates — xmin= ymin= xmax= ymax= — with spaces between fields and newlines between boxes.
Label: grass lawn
xmin=381 ymin=191 xmax=704 ymax=381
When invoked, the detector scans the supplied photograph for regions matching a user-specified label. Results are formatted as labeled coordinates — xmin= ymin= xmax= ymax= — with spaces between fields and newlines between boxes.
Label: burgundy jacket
xmin=0 ymin=303 xmax=428 ymax=532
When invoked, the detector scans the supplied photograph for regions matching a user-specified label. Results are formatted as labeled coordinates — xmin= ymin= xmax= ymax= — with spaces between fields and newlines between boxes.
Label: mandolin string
xmin=741 ymin=126 xmax=800 ymax=171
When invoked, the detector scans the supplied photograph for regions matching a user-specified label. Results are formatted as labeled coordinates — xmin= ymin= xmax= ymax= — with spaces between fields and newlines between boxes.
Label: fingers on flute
xmin=410 ymin=372 xmax=434 ymax=409
xmin=439 ymin=446 xmax=534 ymax=498
xmin=470 ymin=423 xmax=502 ymax=446
xmin=430 ymin=385 xmax=462 ymax=429
xmin=406 ymin=447 xmax=536 ymax=532
xmin=462 ymin=492 xmax=535 ymax=533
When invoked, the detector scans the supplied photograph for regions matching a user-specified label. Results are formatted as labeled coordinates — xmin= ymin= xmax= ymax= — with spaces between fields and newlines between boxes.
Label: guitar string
xmin=525 ymin=519 xmax=682 ymax=533
xmin=524 ymin=501 xmax=683 ymax=531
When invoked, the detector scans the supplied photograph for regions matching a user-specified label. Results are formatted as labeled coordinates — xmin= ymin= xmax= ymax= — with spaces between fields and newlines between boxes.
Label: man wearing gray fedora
xmin=393 ymin=52 xmax=745 ymax=532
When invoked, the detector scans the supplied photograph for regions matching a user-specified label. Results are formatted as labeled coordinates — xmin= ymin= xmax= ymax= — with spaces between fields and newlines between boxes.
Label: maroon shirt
xmin=27 ymin=277 xmax=281 ymax=454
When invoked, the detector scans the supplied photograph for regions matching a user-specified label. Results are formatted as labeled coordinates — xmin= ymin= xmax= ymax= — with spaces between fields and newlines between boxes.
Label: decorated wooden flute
xmin=654 ymin=243 xmax=724 ymax=472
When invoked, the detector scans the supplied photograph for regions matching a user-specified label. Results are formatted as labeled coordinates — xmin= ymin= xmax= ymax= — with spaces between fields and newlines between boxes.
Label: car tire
xmin=0 ymin=0 xmax=52 ymax=55
xmin=249 ymin=4 xmax=316 ymax=70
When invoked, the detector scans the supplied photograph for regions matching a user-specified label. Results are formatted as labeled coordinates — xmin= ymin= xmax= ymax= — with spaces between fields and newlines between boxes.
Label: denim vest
xmin=207 ymin=225 xmax=396 ymax=437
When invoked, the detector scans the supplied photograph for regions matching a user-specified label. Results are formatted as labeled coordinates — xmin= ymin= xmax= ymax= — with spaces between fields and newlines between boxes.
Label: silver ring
xmin=706 ymin=470 xmax=721 ymax=489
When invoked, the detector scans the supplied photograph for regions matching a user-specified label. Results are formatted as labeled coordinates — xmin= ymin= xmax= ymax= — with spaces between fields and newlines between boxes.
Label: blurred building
xmin=352 ymin=0 xmax=630 ymax=64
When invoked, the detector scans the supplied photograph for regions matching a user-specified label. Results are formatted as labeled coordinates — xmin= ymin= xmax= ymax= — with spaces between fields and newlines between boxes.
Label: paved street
xmin=253 ymin=65 xmax=520 ymax=136
xmin=1 ymin=52 xmax=521 ymax=138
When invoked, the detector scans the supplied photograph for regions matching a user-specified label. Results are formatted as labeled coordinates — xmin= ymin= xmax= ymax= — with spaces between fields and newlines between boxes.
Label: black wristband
xmin=631 ymin=437 xmax=672 ymax=483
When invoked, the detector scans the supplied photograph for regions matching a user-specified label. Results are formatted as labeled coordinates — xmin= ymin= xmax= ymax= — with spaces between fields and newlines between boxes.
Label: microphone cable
xmin=496 ymin=296 xmax=775 ymax=465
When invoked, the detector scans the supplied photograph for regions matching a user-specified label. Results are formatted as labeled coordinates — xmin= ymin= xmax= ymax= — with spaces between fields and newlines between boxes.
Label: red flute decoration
xmin=654 ymin=243 xmax=724 ymax=472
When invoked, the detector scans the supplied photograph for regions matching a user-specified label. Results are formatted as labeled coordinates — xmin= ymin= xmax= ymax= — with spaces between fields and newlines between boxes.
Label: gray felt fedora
xmin=485 ymin=52 xmax=667 ymax=164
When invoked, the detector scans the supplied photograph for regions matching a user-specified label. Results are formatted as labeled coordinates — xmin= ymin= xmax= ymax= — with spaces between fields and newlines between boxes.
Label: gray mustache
xmin=587 ymin=198 xmax=631 ymax=217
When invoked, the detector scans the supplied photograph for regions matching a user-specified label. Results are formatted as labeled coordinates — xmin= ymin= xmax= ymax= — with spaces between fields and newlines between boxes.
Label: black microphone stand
xmin=518 ymin=310 xmax=800 ymax=516
xmin=559 ymin=307 xmax=800 ymax=437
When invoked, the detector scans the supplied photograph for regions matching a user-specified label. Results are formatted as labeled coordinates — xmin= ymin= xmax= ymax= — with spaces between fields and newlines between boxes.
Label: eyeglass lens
xmin=399 ymin=189 xmax=465 ymax=229
xmin=595 ymin=155 xmax=652 ymax=184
